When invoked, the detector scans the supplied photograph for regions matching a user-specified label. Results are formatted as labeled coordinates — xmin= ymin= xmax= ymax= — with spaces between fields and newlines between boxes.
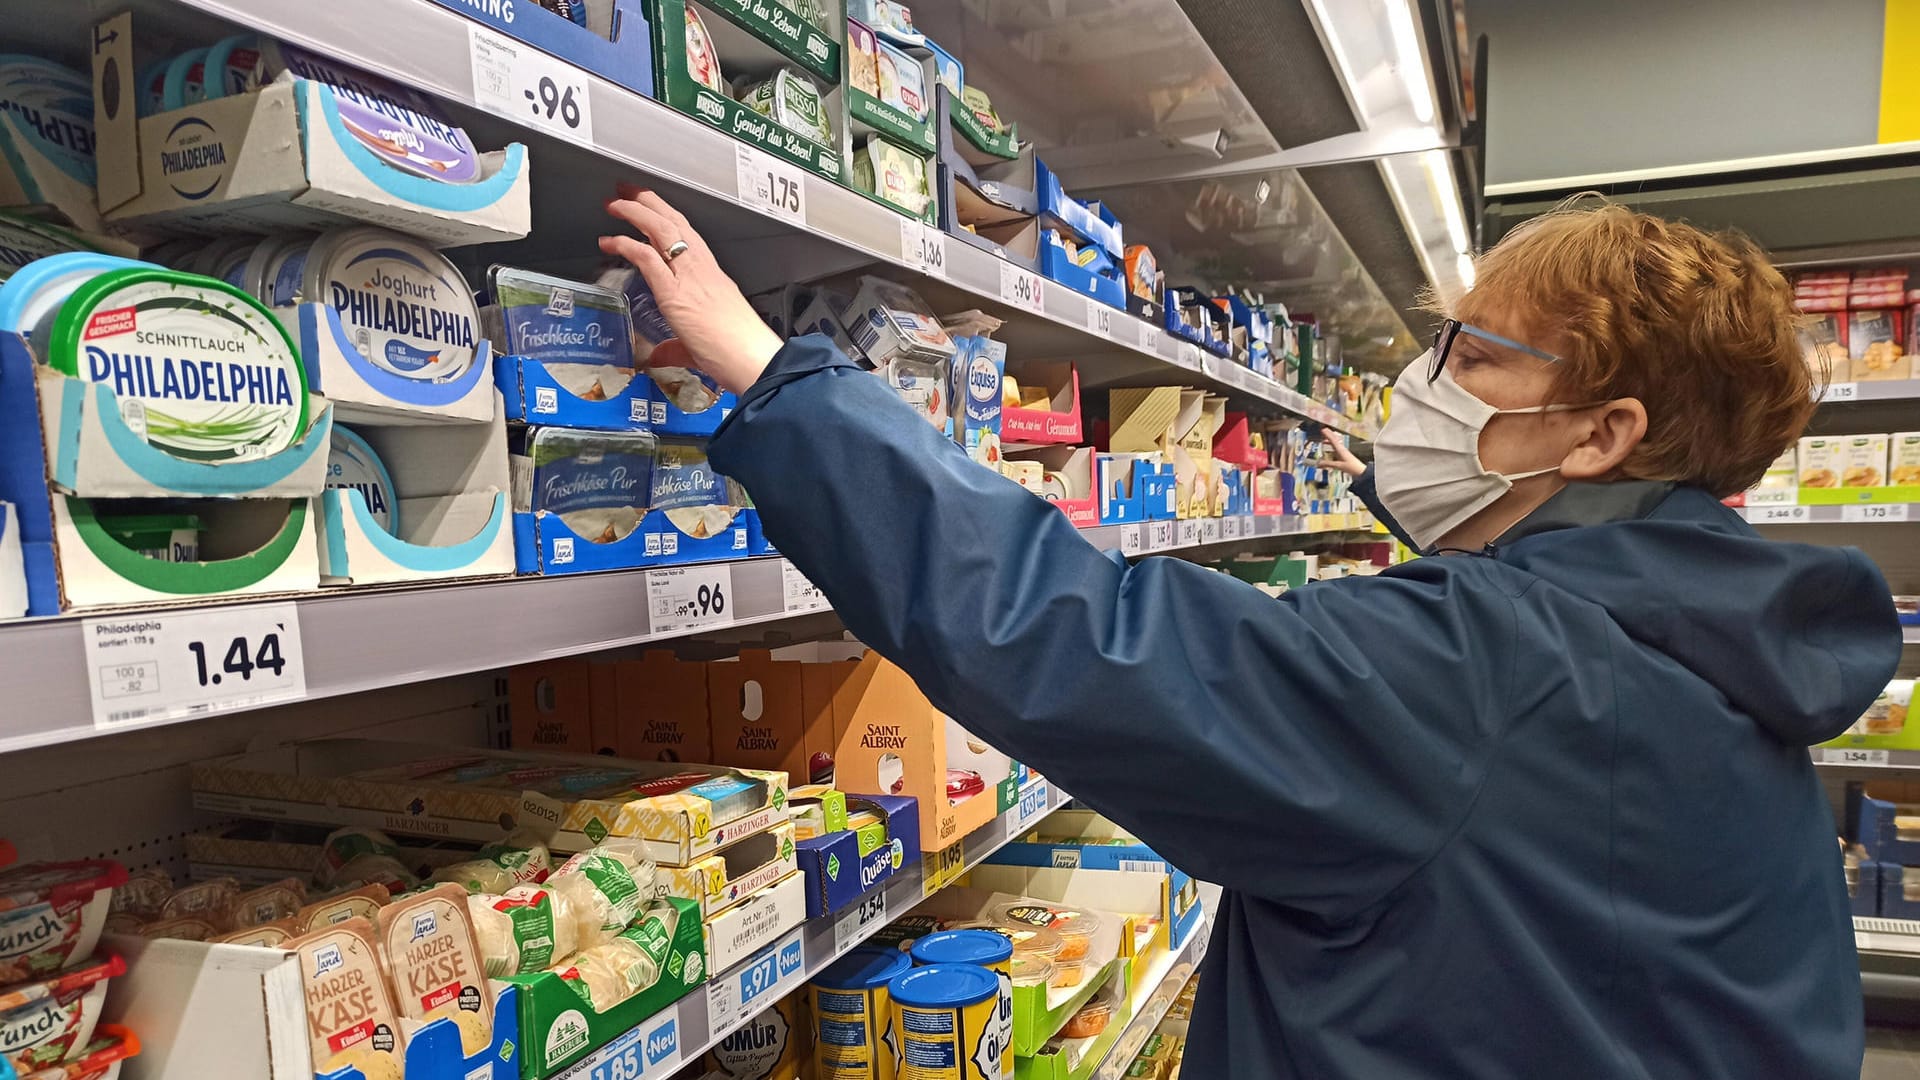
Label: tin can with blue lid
xmin=812 ymin=946 xmax=910 ymax=1079
xmin=909 ymin=929 xmax=1013 ymax=1074
xmin=889 ymin=963 xmax=1010 ymax=1080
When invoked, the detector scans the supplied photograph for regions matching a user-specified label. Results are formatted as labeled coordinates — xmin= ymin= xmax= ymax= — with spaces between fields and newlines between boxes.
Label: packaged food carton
xmin=1798 ymin=436 xmax=1844 ymax=490
xmin=1891 ymin=432 xmax=1920 ymax=487
xmin=1843 ymin=434 xmax=1890 ymax=488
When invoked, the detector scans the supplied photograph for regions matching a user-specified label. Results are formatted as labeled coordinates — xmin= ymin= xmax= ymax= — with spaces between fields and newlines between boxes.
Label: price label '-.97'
xmin=736 ymin=144 xmax=807 ymax=225
xmin=83 ymin=602 xmax=307 ymax=731
xmin=647 ymin=565 xmax=731 ymax=635
xmin=468 ymin=25 xmax=595 ymax=146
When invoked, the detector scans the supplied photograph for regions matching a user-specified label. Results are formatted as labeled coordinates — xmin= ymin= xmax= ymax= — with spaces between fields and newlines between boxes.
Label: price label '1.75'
xmin=83 ymin=602 xmax=307 ymax=732
xmin=736 ymin=144 xmax=807 ymax=225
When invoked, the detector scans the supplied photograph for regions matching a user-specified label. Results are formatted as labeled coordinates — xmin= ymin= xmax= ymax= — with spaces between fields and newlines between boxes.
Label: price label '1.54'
xmin=83 ymin=602 xmax=307 ymax=731
xmin=469 ymin=25 xmax=596 ymax=147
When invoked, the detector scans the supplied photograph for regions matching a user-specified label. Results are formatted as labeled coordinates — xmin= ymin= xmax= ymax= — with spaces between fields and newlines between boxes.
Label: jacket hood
xmin=1495 ymin=484 xmax=1901 ymax=745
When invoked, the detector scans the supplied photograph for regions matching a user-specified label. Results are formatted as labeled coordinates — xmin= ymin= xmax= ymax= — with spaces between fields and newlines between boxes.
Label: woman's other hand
xmin=1316 ymin=427 xmax=1368 ymax=477
xmin=599 ymin=184 xmax=784 ymax=395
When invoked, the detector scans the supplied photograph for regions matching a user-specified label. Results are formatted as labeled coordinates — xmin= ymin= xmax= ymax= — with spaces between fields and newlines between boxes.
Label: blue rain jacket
xmin=710 ymin=336 xmax=1902 ymax=1079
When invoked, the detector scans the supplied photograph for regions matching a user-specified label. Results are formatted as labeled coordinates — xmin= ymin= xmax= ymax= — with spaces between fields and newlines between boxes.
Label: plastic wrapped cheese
xmin=546 ymin=841 xmax=657 ymax=951
xmin=554 ymin=901 xmax=678 ymax=1012
xmin=429 ymin=830 xmax=552 ymax=895
xmin=467 ymin=885 xmax=577 ymax=977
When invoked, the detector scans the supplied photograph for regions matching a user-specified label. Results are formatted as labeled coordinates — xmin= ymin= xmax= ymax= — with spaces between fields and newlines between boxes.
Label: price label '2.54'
xmin=83 ymin=602 xmax=307 ymax=731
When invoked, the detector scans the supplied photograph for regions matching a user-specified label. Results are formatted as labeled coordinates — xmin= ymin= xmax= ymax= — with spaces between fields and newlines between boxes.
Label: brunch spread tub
xmin=811 ymin=946 xmax=911 ymax=1079
xmin=0 ymin=861 xmax=126 ymax=985
xmin=0 ymin=953 xmax=124 ymax=1072
xmin=889 ymin=963 xmax=1009 ymax=1080
xmin=40 ymin=267 xmax=309 ymax=464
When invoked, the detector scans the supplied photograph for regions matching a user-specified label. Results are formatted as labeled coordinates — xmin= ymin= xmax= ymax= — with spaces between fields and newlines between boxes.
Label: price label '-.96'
xmin=647 ymin=565 xmax=731 ymax=635
xmin=736 ymin=144 xmax=806 ymax=225
xmin=468 ymin=25 xmax=595 ymax=146
xmin=1000 ymin=261 xmax=1045 ymax=314
xmin=83 ymin=602 xmax=307 ymax=732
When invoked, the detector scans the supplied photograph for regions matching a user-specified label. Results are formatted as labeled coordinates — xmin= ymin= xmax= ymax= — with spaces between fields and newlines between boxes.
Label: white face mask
xmin=1373 ymin=350 xmax=1586 ymax=551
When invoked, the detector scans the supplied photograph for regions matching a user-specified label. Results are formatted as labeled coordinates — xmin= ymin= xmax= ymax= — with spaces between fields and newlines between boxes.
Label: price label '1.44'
xmin=83 ymin=602 xmax=307 ymax=731
xmin=468 ymin=25 xmax=595 ymax=146
xmin=648 ymin=565 xmax=731 ymax=635
xmin=736 ymin=144 xmax=807 ymax=225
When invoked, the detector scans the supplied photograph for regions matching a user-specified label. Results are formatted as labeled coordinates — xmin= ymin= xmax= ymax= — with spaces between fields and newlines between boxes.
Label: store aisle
xmin=1867 ymin=1029 xmax=1920 ymax=1079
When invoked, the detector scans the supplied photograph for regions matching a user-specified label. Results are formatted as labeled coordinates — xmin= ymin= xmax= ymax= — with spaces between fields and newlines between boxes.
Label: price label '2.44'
xmin=83 ymin=602 xmax=307 ymax=731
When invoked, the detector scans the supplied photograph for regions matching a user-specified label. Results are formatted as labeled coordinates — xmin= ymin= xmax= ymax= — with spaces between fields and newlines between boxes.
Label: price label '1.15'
xmin=83 ymin=602 xmax=308 ymax=731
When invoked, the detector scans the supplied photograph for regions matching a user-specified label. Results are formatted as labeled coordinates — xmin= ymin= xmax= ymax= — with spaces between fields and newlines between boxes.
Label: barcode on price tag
xmin=1822 ymin=382 xmax=1859 ymax=403
xmin=735 ymin=144 xmax=807 ymax=224
xmin=1086 ymin=302 xmax=1114 ymax=338
xmin=1119 ymin=525 xmax=1145 ymax=557
xmin=833 ymin=890 xmax=888 ymax=953
xmin=647 ymin=565 xmax=732 ymax=635
xmin=900 ymin=219 xmax=948 ymax=278
xmin=1823 ymin=748 xmax=1890 ymax=765
xmin=1750 ymin=505 xmax=1809 ymax=524
xmin=782 ymin=562 xmax=829 ymax=614
xmin=1201 ymin=518 xmax=1222 ymax=543
xmin=1843 ymin=503 xmax=1910 ymax=523
xmin=468 ymin=26 xmax=595 ymax=146
xmin=999 ymin=261 xmax=1045 ymax=314
xmin=83 ymin=603 xmax=307 ymax=731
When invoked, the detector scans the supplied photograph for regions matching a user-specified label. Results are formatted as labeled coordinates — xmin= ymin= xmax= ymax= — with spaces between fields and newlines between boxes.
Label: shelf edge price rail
xmin=468 ymin=24 xmax=596 ymax=146
xmin=82 ymin=602 xmax=308 ymax=732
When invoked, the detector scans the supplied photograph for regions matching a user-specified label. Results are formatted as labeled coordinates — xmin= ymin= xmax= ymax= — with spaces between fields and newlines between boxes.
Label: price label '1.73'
xmin=83 ymin=602 xmax=307 ymax=732
xmin=1843 ymin=503 xmax=1910 ymax=523
xmin=1000 ymin=261 xmax=1045 ymax=314
xmin=468 ymin=25 xmax=596 ymax=146
xmin=736 ymin=144 xmax=807 ymax=225
xmin=648 ymin=565 xmax=731 ymax=635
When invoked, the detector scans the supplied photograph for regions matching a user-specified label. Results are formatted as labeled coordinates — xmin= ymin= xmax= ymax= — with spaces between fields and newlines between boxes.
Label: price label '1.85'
xmin=83 ymin=602 xmax=307 ymax=732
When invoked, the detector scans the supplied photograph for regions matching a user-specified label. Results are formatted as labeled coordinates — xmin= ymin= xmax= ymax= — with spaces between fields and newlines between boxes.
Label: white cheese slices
xmin=328 ymin=424 xmax=401 ymax=534
xmin=45 ymin=267 xmax=310 ymax=462
xmin=305 ymin=226 xmax=480 ymax=382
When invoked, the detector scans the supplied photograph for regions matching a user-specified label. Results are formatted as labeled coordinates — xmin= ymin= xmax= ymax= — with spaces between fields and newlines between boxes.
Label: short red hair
xmin=1454 ymin=199 xmax=1817 ymax=497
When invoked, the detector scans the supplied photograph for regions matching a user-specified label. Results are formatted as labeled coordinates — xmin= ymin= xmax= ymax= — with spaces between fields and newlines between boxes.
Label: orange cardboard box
xmin=706 ymin=649 xmax=809 ymax=782
xmin=509 ymin=659 xmax=607 ymax=755
xmin=612 ymin=651 xmax=712 ymax=763
xmin=831 ymin=653 xmax=1001 ymax=851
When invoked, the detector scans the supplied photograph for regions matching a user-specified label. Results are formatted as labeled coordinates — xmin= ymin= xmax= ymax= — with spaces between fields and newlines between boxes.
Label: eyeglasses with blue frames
xmin=1428 ymin=319 xmax=1564 ymax=383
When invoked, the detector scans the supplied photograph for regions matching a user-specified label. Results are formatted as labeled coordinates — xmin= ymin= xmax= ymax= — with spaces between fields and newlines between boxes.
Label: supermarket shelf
xmin=1909 ymin=625 xmax=1920 ymax=645
xmin=0 ymin=513 xmax=1357 ymax=752
xmin=123 ymin=0 xmax=1364 ymax=437
xmin=1088 ymin=882 xmax=1222 ymax=1080
xmin=1821 ymin=379 xmax=1920 ymax=404
xmin=550 ymin=778 xmax=1073 ymax=1080
xmin=1816 ymin=747 xmax=1920 ymax=768
xmin=1859 ymin=916 xmax=1920 ymax=957
xmin=1736 ymin=503 xmax=1920 ymax=525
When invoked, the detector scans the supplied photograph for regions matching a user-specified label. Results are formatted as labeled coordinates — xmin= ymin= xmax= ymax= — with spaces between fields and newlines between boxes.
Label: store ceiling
xmin=908 ymin=0 xmax=1433 ymax=371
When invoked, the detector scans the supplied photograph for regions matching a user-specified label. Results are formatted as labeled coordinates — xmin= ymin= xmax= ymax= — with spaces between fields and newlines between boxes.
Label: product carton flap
xmin=1107 ymin=386 xmax=1183 ymax=453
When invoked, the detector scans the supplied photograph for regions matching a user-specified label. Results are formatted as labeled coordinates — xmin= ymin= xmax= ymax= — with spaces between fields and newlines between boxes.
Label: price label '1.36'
xmin=83 ymin=602 xmax=308 ymax=732
xmin=736 ymin=144 xmax=807 ymax=225
xmin=648 ymin=565 xmax=731 ymax=635
xmin=469 ymin=25 xmax=596 ymax=146
xmin=901 ymin=219 xmax=947 ymax=278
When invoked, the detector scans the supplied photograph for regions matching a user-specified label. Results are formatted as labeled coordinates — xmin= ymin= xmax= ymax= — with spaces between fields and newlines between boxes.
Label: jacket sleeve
xmin=710 ymin=337 xmax=1514 ymax=920
xmin=1352 ymin=465 xmax=1421 ymax=553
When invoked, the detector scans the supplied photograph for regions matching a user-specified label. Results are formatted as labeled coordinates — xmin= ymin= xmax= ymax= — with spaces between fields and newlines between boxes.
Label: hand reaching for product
xmin=1313 ymin=426 xmax=1368 ymax=477
xmin=599 ymin=185 xmax=785 ymax=396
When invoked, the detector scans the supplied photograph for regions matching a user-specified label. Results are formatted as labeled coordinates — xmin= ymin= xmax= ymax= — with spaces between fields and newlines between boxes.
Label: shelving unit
xmin=1084 ymin=882 xmax=1221 ymax=1080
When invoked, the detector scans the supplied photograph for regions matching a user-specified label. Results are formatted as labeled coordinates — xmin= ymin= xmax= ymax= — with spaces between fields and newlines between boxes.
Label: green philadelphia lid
xmin=48 ymin=267 xmax=310 ymax=463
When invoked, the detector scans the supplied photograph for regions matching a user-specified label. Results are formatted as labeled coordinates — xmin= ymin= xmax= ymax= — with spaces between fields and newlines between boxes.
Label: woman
xmin=600 ymin=190 xmax=1900 ymax=1078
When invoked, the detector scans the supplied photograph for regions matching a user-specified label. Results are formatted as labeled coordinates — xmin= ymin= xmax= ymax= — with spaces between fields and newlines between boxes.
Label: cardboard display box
xmin=796 ymin=793 xmax=921 ymax=917
xmin=707 ymin=647 xmax=859 ymax=787
xmin=1002 ymin=363 xmax=1083 ymax=446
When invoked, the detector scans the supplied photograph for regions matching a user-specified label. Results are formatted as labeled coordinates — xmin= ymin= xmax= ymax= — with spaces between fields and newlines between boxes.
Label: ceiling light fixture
xmin=1456 ymin=251 xmax=1476 ymax=289
xmin=1387 ymin=0 xmax=1436 ymax=125
xmin=1423 ymin=151 xmax=1469 ymax=253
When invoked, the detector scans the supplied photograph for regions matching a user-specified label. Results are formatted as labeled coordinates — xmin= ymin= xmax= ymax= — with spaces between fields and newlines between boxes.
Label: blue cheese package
xmin=652 ymin=439 xmax=746 ymax=540
xmin=489 ymin=266 xmax=637 ymax=401
xmin=518 ymin=428 xmax=658 ymax=544
xmin=598 ymin=264 xmax=725 ymax=416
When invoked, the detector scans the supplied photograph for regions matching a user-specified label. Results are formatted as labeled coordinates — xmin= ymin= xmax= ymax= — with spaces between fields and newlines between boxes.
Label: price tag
xmin=1011 ymin=780 xmax=1053 ymax=834
xmin=1823 ymin=748 xmax=1890 ymax=766
xmin=1750 ymin=505 xmax=1810 ymax=524
xmin=1178 ymin=342 xmax=1202 ymax=369
xmin=1823 ymin=382 xmax=1859 ymax=403
xmin=1201 ymin=518 xmax=1222 ymax=544
xmin=1086 ymin=303 xmax=1114 ymax=338
xmin=647 ymin=565 xmax=732 ymax=635
xmin=468 ymin=25 xmax=595 ymax=146
xmin=1142 ymin=327 xmax=1161 ymax=355
xmin=1148 ymin=521 xmax=1175 ymax=551
xmin=781 ymin=562 xmax=829 ymax=614
xmin=900 ymin=219 xmax=947 ymax=278
xmin=999 ymin=261 xmax=1045 ymax=314
xmin=84 ymin=603 xmax=306 ymax=731
xmin=1223 ymin=517 xmax=1244 ymax=540
xmin=735 ymin=143 xmax=807 ymax=225
xmin=1177 ymin=519 xmax=1200 ymax=547
xmin=833 ymin=889 xmax=888 ymax=953
xmin=1119 ymin=525 xmax=1146 ymax=557
xmin=923 ymin=839 xmax=967 ymax=898
xmin=1843 ymin=503 xmax=1910 ymax=523
xmin=709 ymin=929 xmax=805 ymax=1030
